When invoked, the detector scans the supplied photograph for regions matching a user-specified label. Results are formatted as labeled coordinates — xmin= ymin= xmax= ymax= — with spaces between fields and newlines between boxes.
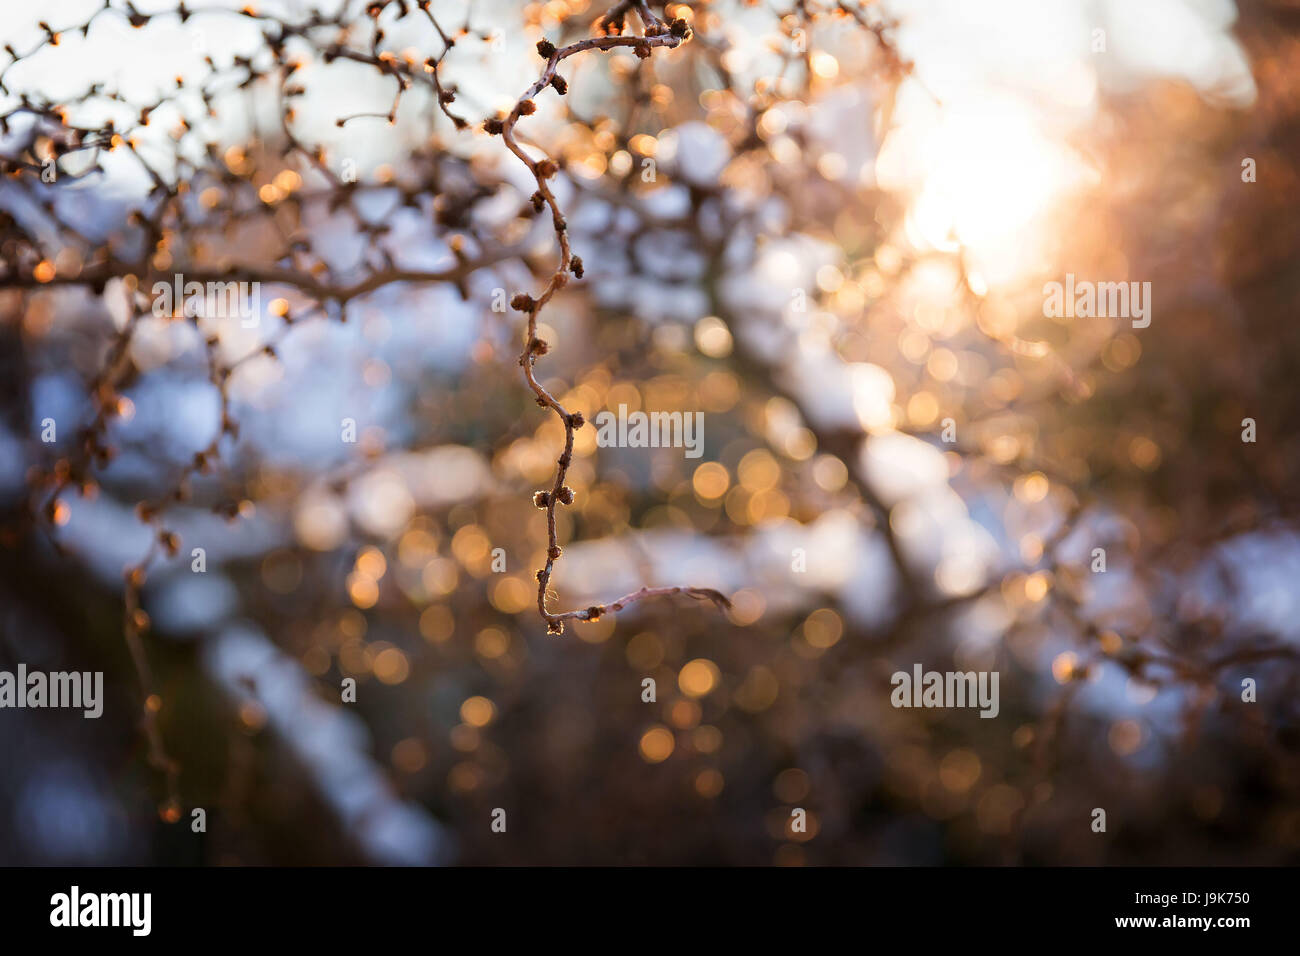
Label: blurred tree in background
xmin=0 ymin=0 xmax=1297 ymax=865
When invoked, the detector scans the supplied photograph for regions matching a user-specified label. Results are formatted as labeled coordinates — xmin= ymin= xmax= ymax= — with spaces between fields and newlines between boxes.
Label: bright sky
xmin=1 ymin=0 xmax=1255 ymax=289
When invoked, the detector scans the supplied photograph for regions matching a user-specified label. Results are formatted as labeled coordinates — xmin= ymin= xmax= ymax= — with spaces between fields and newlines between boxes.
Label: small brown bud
xmin=585 ymin=606 xmax=602 ymax=621
xmin=547 ymin=545 xmax=562 ymax=560
xmin=529 ymin=337 xmax=549 ymax=356
xmin=555 ymin=486 xmax=574 ymax=505
xmin=518 ymin=99 xmax=536 ymax=116
xmin=483 ymin=117 xmax=504 ymax=135
xmin=535 ymin=158 xmax=558 ymax=179
xmin=536 ymin=38 xmax=556 ymax=58
xmin=510 ymin=293 xmax=535 ymax=312
xmin=569 ymin=256 xmax=584 ymax=278
xmin=670 ymin=18 xmax=689 ymax=38
xmin=533 ymin=491 xmax=550 ymax=508
xmin=567 ymin=411 xmax=585 ymax=429
xmin=550 ymin=74 xmax=567 ymax=95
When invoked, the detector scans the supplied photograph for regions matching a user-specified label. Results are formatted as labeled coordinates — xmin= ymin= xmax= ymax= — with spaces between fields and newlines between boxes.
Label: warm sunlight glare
xmin=885 ymin=98 xmax=1090 ymax=284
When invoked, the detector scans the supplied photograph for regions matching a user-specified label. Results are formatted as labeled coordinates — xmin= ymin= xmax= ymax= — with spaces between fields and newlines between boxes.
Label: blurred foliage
xmin=1 ymin=0 xmax=1298 ymax=865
